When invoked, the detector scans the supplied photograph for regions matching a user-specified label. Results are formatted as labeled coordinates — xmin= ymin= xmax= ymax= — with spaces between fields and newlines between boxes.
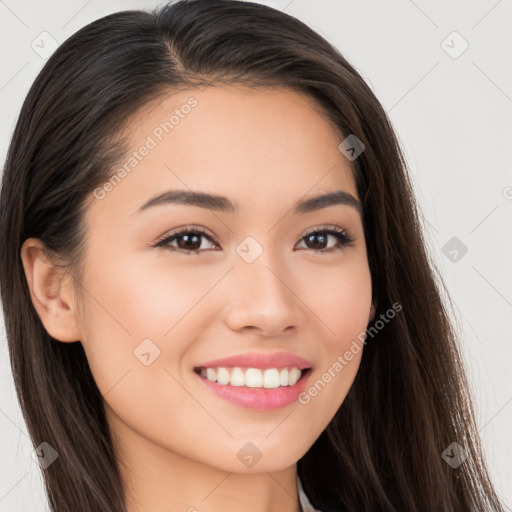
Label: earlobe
xmin=20 ymin=238 xmax=82 ymax=343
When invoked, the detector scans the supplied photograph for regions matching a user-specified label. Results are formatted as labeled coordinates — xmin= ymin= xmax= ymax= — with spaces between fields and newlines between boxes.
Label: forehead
xmin=89 ymin=85 xmax=359 ymax=222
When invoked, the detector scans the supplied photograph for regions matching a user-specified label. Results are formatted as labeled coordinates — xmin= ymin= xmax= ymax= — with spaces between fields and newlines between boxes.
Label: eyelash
xmin=153 ymin=225 xmax=356 ymax=255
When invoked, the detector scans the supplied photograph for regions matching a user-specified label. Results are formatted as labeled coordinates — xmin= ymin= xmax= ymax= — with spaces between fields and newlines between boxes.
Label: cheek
xmin=81 ymin=251 xmax=216 ymax=338
xmin=293 ymin=258 xmax=371 ymax=418
xmin=299 ymin=256 xmax=372 ymax=348
xmin=76 ymin=252 xmax=221 ymax=391
xmin=76 ymin=254 xmax=211 ymax=450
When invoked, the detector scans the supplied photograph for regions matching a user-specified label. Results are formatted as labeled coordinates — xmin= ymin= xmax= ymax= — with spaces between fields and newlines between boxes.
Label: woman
xmin=0 ymin=1 xmax=505 ymax=510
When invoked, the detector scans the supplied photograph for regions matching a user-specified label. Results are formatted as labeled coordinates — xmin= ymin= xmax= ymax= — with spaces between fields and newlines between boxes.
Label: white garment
xmin=297 ymin=473 xmax=324 ymax=512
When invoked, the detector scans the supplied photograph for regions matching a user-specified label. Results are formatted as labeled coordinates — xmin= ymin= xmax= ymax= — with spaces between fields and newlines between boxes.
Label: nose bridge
xmin=237 ymin=240 xmax=292 ymax=305
xmin=225 ymin=236 xmax=301 ymax=335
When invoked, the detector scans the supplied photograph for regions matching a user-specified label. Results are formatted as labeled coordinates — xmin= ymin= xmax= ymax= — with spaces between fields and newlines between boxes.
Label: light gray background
xmin=1 ymin=1 xmax=511 ymax=510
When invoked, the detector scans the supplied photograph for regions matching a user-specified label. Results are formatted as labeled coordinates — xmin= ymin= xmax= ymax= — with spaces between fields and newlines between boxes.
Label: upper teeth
xmin=199 ymin=367 xmax=303 ymax=388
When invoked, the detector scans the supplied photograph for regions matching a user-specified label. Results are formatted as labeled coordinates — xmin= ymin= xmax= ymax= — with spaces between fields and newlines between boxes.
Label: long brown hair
xmin=0 ymin=1 xmax=504 ymax=510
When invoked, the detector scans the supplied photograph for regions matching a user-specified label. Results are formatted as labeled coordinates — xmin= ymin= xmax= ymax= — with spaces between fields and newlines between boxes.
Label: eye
xmin=296 ymin=226 xmax=355 ymax=253
xmin=153 ymin=225 xmax=356 ymax=254
xmin=153 ymin=226 xmax=219 ymax=254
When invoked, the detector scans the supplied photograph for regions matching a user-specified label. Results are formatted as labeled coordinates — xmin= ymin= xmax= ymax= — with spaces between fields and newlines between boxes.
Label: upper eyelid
xmin=155 ymin=225 xmax=216 ymax=245
xmin=158 ymin=224 xmax=349 ymax=238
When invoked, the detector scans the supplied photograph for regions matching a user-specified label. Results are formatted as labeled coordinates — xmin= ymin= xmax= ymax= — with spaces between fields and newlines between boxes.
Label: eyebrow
xmin=137 ymin=188 xmax=362 ymax=216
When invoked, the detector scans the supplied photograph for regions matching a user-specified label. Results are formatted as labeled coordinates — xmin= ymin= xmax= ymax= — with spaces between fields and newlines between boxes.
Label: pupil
xmin=308 ymin=233 xmax=326 ymax=249
xmin=179 ymin=234 xmax=200 ymax=250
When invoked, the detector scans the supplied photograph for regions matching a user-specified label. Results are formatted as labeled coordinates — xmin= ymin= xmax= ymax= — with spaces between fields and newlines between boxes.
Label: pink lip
xmin=195 ymin=368 xmax=313 ymax=410
xmin=195 ymin=351 xmax=313 ymax=370
xmin=193 ymin=351 xmax=314 ymax=410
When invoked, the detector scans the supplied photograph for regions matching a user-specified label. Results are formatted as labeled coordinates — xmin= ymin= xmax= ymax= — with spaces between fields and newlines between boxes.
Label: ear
xmin=20 ymin=238 xmax=82 ymax=342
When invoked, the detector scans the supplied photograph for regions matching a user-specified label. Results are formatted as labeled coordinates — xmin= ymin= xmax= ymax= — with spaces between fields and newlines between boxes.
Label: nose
xmin=223 ymin=250 xmax=304 ymax=337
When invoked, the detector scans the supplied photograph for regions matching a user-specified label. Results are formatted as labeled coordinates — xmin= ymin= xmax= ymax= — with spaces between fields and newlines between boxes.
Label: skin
xmin=22 ymin=85 xmax=374 ymax=512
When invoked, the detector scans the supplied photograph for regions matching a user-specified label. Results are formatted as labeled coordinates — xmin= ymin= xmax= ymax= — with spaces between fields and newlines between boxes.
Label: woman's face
xmin=75 ymin=85 xmax=372 ymax=473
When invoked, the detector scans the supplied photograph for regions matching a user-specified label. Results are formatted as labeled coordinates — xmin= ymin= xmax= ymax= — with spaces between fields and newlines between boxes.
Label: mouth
xmin=193 ymin=366 xmax=313 ymax=389
xmin=192 ymin=351 xmax=314 ymax=410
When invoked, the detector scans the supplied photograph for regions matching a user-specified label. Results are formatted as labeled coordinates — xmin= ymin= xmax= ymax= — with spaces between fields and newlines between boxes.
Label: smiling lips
xmin=193 ymin=351 xmax=313 ymax=410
